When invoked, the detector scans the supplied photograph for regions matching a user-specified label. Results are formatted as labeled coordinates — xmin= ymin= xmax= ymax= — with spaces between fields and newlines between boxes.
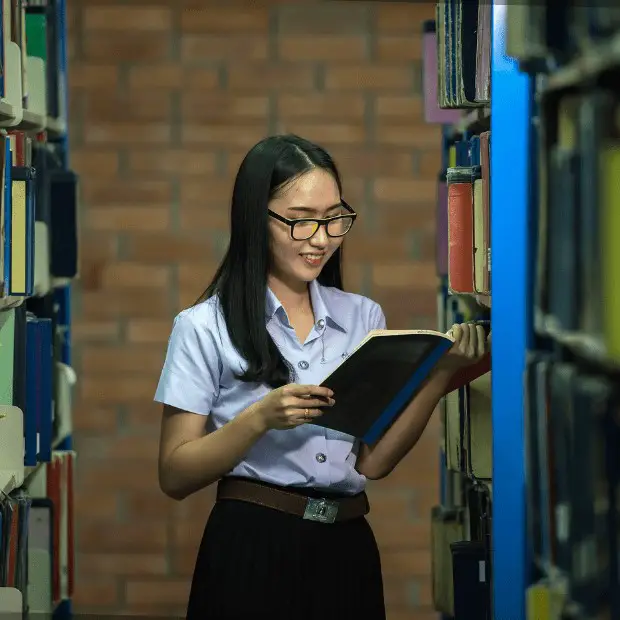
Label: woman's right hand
xmin=251 ymin=384 xmax=335 ymax=431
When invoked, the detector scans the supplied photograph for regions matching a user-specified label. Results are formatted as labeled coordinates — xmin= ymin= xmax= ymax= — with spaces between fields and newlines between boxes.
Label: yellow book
xmin=601 ymin=144 xmax=620 ymax=361
xmin=10 ymin=178 xmax=27 ymax=294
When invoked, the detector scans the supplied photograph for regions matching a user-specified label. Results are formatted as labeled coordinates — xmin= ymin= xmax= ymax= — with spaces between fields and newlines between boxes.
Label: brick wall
xmin=68 ymin=2 xmax=442 ymax=618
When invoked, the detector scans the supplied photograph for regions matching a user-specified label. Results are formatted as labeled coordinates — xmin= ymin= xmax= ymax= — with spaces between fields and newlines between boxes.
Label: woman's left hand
xmin=437 ymin=323 xmax=490 ymax=372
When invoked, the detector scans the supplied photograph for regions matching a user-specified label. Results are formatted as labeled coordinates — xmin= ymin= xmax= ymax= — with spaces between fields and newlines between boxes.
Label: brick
xmin=79 ymin=231 xmax=119 ymax=262
xmin=325 ymin=65 xmax=412 ymax=91
xmin=178 ymin=262 xmax=219 ymax=294
xmin=72 ymin=576 xmax=119 ymax=608
xmin=371 ymin=262 xmax=436 ymax=291
xmin=74 ymin=488 xmax=119 ymax=520
xmin=83 ymin=32 xmax=172 ymax=62
xmin=72 ymin=404 xmax=119 ymax=434
xmin=123 ymin=403 xmax=166 ymax=434
xmin=180 ymin=179 xmax=233 ymax=207
xmin=180 ymin=6 xmax=268 ymax=33
xmin=69 ymin=64 xmax=119 ymax=89
xmin=180 ymin=93 xmax=269 ymax=123
xmin=80 ymin=460 xmax=160 ymax=492
xmin=81 ymin=290 xmax=171 ymax=320
xmin=79 ymin=553 xmax=168 ymax=577
xmin=86 ymin=207 xmax=171 ymax=232
xmin=181 ymin=123 xmax=267 ymax=147
xmin=228 ymin=63 xmax=317 ymax=91
xmin=100 ymin=262 xmax=171 ymax=289
xmin=375 ymin=123 xmax=442 ymax=148
xmin=381 ymin=549 xmax=432 ymax=578
xmin=370 ymin=517 xmax=431 ymax=551
xmin=81 ymin=346 xmax=165 ymax=376
xmin=179 ymin=208 xmax=229 ymax=233
xmin=377 ymin=36 xmax=423 ymax=62
xmin=278 ymin=36 xmax=367 ymax=61
xmin=71 ymin=149 xmax=119 ymax=178
xmin=376 ymin=4 xmax=436 ymax=34
xmin=329 ymin=148 xmax=414 ymax=177
xmin=127 ymin=319 xmax=175 ymax=344
xmin=276 ymin=122 xmax=366 ymax=146
xmin=374 ymin=178 xmax=437 ymax=204
xmin=372 ymin=288 xmax=438 ymax=319
xmin=377 ymin=204 xmax=435 ymax=235
xmin=81 ymin=179 xmax=173 ymax=207
xmin=128 ymin=65 xmax=219 ymax=90
xmin=124 ymin=490 xmax=179 ymax=522
xmin=375 ymin=96 xmax=424 ymax=120
xmin=103 ymin=436 xmax=162 ymax=460
xmin=276 ymin=4 xmax=370 ymax=34
xmin=127 ymin=148 xmax=218 ymax=177
xmin=126 ymin=579 xmax=191 ymax=606
xmin=83 ymin=6 xmax=171 ymax=31
xmin=73 ymin=320 xmax=120 ymax=342
xmin=346 ymin=235 xmax=408 ymax=262
xmin=126 ymin=233 xmax=217 ymax=263
xmin=277 ymin=94 xmax=366 ymax=122
xmin=342 ymin=262 xmax=365 ymax=294
xmin=84 ymin=122 xmax=172 ymax=146
xmin=418 ymin=150 xmax=442 ymax=177
xmin=80 ymin=377 xmax=159 ymax=403
xmin=79 ymin=520 xmax=168 ymax=553
xmin=181 ymin=35 xmax=268 ymax=62
xmin=83 ymin=91 xmax=172 ymax=124
xmin=170 ymin=548 xmax=196 ymax=577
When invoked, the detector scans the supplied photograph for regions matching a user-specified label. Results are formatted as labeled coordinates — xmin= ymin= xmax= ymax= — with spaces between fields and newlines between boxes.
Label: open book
xmin=314 ymin=322 xmax=491 ymax=444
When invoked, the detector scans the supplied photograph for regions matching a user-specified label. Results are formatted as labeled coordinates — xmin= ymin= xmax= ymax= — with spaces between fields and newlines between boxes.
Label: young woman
xmin=154 ymin=135 xmax=489 ymax=620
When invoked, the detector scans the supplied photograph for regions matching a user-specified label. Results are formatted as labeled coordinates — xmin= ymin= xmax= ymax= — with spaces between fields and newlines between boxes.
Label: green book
xmin=25 ymin=13 xmax=47 ymax=60
xmin=0 ymin=308 xmax=15 ymax=406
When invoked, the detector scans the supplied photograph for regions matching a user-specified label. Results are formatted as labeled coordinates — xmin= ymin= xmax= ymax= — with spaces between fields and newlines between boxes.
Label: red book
xmin=448 ymin=166 xmax=475 ymax=294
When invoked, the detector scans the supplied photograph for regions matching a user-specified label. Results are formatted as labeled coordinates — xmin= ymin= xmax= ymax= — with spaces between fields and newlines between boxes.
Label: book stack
xmin=0 ymin=0 xmax=77 ymax=618
xmin=503 ymin=3 xmax=620 ymax=618
xmin=421 ymin=2 xmax=493 ymax=618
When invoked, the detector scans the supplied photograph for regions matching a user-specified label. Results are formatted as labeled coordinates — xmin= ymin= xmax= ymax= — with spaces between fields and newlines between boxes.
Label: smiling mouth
xmin=300 ymin=253 xmax=324 ymax=266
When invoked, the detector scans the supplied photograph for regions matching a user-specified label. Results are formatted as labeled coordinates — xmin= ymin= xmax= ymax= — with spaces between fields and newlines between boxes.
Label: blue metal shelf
xmin=490 ymin=4 xmax=532 ymax=619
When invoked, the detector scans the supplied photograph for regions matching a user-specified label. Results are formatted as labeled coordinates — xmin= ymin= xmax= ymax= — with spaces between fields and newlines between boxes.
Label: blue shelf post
xmin=491 ymin=3 xmax=532 ymax=620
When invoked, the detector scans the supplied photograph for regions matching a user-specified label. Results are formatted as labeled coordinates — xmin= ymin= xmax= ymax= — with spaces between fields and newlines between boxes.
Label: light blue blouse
xmin=154 ymin=279 xmax=386 ymax=495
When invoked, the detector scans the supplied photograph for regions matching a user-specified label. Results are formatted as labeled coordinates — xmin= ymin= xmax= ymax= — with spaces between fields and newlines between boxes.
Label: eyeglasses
xmin=268 ymin=200 xmax=357 ymax=241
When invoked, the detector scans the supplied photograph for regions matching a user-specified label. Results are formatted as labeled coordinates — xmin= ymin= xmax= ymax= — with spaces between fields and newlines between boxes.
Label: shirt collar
xmin=265 ymin=279 xmax=347 ymax=333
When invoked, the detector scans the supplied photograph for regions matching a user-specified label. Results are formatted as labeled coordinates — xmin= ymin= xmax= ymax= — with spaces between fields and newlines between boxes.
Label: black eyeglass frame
xmin=267 ymin=200 xmax=358 ymax=240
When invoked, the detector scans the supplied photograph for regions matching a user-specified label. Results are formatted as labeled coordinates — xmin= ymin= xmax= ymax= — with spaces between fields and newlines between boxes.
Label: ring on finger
xmin=304 ymin=408 xmax=310 ymax=420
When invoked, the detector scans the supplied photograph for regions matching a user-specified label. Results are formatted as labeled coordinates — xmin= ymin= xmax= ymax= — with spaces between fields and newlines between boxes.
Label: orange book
xmin=447 ymin=166 xmax=476 ymax=294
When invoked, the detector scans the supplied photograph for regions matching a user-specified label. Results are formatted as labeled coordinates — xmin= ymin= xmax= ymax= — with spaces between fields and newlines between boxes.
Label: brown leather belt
xmin=217 ymin=477 xmax=370 ymax=524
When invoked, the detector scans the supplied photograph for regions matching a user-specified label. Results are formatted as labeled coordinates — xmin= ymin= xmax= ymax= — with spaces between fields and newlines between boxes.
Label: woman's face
xmin=267 ymin=168 xmax=346 ymax=289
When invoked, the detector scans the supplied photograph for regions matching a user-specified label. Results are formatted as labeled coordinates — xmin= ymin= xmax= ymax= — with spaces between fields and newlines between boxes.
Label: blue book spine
xmin=25 ymin=317 xmax=54 ymax=464
xmin=38 ymin=317 xmax=53 ymax=462
xmin=363 ymin=340 xmax=453 ymax=444
xmin=24 ymin=318 xmax=38 ymax=466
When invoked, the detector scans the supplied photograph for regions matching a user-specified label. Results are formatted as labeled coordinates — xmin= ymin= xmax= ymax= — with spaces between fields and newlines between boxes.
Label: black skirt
xmin=186 ymin=483 xmax=386 ymax=620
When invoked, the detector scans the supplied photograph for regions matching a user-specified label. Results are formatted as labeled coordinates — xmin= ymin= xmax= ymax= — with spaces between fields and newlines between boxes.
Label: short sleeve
xmin=154 ymin=310 xmax=222 ymax=416
xmin=368 ymin=301 xmax=387 ymax=331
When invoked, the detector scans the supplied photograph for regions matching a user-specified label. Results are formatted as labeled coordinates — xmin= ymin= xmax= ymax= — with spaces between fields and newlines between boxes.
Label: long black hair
xmin=195 ymin=134 xmax=345 ymax=388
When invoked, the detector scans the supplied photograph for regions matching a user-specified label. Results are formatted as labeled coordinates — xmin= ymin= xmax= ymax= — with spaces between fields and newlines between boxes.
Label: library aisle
xmin=2 ymin=1 xmax=619 ymax=619
xmin=425 ymin=1 xmax=620 ymax=619
xmin=0 ymin=0 xmax=78 ymax=618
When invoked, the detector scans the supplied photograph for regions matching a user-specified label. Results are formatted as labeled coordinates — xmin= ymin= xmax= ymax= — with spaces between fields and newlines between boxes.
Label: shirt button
xmin=316 ymin=319 xmax=325 ymax=329
xmin=298 ymin=360 xmax=309 ymax=370
xmin=315 ymin=453 xmax=327 ymax=463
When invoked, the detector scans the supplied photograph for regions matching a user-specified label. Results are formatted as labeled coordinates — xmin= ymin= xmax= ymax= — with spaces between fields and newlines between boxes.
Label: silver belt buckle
xmin=303 ymin=497 xmax=339 ymax=524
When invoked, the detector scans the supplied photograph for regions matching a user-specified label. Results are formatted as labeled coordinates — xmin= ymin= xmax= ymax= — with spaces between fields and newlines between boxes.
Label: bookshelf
xmin=427 ymin=1 xmax=620 ymax=619
xmin=422 ymin=3 xmax=493 ymax=618
xmin=507 ymin=4 xmax=620 ymax=620
xmin=0 ymin=0 xmax=78 ymax=619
